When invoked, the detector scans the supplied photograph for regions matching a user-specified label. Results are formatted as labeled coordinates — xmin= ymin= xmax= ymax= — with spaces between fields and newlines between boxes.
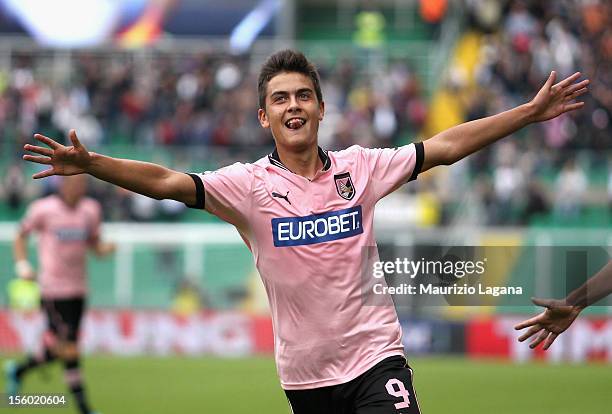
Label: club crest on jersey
xmin=334 ymin=172 xmax=355 ymax=200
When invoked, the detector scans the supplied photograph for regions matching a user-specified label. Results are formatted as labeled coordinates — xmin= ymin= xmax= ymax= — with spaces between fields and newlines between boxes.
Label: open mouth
xmin=284 ymin=118 xmax=306 ymax=130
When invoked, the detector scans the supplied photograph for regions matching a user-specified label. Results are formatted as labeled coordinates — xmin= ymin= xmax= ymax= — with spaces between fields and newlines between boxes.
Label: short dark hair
xmin=257 ymin=49 xmax=323 ymax=109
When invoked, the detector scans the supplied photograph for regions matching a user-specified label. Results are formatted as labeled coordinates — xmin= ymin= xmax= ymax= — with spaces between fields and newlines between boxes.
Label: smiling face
xmin=258 ymin=71 xmax=324 ymax=152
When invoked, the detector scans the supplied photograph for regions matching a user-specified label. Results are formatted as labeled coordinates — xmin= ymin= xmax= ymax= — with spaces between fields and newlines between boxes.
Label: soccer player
xmin=22 ymin=50 xmax=588 ymax=413
xmin=515 ymin=260 xmax=612 ymax=350
xmin=5 ymin=175 xmax=115 ymax=414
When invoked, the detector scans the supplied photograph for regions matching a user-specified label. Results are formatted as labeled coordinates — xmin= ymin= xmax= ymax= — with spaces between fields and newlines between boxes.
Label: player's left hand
xmin=514 ymin=297 xmax=583 ymax=350
xmin=95 ymin=242 xmax=116 ymax=257
xmin=527 ymin=71 xmax=589 ymax=123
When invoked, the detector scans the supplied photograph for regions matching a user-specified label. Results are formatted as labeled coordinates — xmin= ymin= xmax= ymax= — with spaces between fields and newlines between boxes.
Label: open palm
xmin=23 ymin=130 xmax=92 ymax=179
xmin=514 ymin=297 xmax=582 ymax=350
xmin=529 ymin=71 xmax=589 ymax=122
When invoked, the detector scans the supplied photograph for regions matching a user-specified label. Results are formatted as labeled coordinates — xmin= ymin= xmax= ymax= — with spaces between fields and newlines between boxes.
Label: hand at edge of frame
xmin=514 ymin=297 xmax=584 ymax=350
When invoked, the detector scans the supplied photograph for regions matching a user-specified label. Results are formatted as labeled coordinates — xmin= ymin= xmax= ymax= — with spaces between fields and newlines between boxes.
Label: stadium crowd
xmin=462 ymin=0 xmax=610 ymax=225
xmin=1 ymin=0 xmax=609 ymax=225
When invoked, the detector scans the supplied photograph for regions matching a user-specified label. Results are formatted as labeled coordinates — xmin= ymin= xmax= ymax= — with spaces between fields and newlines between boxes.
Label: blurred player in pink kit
xmin=22 ymin=50 xmax=588 ymax=413
xmin=5 ymin=175 xmax=115 ymax=414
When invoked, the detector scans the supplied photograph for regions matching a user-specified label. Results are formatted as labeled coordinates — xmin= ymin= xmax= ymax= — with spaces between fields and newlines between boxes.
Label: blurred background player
xmin=5 ymin=175 xmax=115 ymax=414
xmin=515 ymin=260 xmax=612 ymax=350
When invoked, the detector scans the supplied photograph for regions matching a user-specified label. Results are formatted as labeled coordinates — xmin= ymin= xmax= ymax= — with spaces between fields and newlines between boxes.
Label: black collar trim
xmin=268 ymin=147 xmax=331 ymax=172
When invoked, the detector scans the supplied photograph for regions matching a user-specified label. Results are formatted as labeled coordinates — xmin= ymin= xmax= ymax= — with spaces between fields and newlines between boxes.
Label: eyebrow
xmin=269 ymin=88 xmax=314 ymax=99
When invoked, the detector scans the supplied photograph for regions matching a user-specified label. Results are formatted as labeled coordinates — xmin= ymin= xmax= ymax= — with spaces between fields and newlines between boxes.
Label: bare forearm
xmin=565 ymin=261 xmax=612 ymax=308
xmin=13 ymin=233 xmax=36 ymax=279
xmin=13 ymin=234 xmax=29 ymax=262
xmin=25 ymin=131 xmax=196 ymax=205
xmin=87 ymin=152 xmax=187 ymax=202
xmin=434 ymin=103 xmax=535 ymax=165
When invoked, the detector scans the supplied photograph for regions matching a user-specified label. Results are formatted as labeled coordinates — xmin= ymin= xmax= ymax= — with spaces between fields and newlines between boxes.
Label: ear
xmin=318 ymin=100 xmax=325 ymax=121
xmin=258 ymin=108 xmax=270 ymax=128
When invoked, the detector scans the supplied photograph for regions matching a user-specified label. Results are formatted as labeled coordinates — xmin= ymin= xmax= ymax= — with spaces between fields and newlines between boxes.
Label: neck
xmin=59 ymin=194 xmax=79 ymax=209
xmin=276 ymin=145 xmax=322 ymax=179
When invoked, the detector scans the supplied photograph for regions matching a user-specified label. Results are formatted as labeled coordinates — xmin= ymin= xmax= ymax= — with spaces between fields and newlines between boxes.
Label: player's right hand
xmin=15 ymin=260 xmax=35 ymax=280
xmin=514 ymin=297 xmax=583 ymax=350
xmin=23 ymin=129 xmax=91 ymax=179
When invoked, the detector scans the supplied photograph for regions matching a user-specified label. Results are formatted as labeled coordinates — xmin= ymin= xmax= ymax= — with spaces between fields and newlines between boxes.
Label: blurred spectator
xmin=159 ymin=198 xmax=187 ymax=221
xmin=522 ymin=180 xmax=550 ymax=224
xmin=1 ymin=0 xmax=609 ymax=225
xmin=420 ymin=0 xmax=448 ymax=25
xmin=466 ymin=0 xmax=502 ymax=32
xmin=505 ymin=1 xmax=538 ymax=40
xmin=171 ymin=278 xmax=203 ymax=317
xmin=490 ymin=142 xmax=525 ymax=224
xmin=3 ymin=164 xmax=26 ymax=211
xmin=353 ymin=1 xmax=386 ymax=49
xmin=128 ymin=192 xmax=158 ymax=221
xmin=554 ymin=159 xmax=588 ymax=219
xmin=608 ymin=161 xmax=612 ymax=213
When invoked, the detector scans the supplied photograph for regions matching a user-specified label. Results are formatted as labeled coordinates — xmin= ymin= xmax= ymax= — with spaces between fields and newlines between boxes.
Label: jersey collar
xmin=268 ymin=147 xmax=331 ymax=173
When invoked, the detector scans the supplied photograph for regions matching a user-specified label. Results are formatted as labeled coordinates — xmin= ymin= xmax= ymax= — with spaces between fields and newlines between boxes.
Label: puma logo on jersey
xmin=272 ymin=191 xmax=291 ymax=205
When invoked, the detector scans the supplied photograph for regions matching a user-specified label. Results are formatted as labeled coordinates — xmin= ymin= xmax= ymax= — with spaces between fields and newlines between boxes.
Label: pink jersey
xmin=188 ymin=143 xmax=423 ymax=390
xmin=20 ymin=195 xmax=101 ymax=299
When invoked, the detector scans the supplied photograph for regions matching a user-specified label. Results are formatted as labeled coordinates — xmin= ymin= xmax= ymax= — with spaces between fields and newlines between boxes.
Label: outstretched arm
xmin=421 ymin=71 xmax=589 ymax=171
xmin=564 ymin=260 xmax=612 ymax=308
xmin=514 ymin=260 xmax=612 ymax=350
xmin=23 ymin=130 xmax=196 ymax=205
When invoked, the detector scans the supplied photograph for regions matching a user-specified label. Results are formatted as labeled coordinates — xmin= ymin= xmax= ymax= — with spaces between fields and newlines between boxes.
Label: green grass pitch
xmin=2 ymin=356 xmax=611 ymax=413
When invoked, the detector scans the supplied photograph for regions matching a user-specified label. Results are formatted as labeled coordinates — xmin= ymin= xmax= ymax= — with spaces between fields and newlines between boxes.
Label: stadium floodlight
xmin=229 ymin=0 xmax=281 ymax=54
xmin=1 ymin=0 xmax=122 ymax=47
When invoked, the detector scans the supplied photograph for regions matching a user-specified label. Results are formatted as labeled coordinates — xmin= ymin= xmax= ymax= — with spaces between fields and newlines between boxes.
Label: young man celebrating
xmin=22 ymin=50 xmax=588 ymax=413
xmin=6 ymin=175 xmax=115 ymax=414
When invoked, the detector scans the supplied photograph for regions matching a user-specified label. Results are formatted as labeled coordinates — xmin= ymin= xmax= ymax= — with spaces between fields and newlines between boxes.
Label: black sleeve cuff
xmin=185 ymin=173 xmax=205 ymax=209
xmin=408 ymin=141 xmax=424 ymax=182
